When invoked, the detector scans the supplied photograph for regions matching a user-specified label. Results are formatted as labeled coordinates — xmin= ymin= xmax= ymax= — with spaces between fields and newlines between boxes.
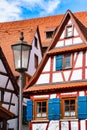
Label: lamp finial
xmin=20 ymin=32 xmax=24 ymax=41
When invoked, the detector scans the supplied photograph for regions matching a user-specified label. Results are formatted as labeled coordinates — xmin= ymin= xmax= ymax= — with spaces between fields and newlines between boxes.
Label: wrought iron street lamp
xmin=11 ymin=32 xmax=31 ymax=130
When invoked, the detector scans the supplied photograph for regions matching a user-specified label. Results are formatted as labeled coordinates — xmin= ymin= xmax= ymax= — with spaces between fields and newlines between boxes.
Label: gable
xmin=55 ymin=18 xmax=84 ymax=48
xmin=23 ymin=10 xmax=87 ymax=95
xmin=27 ymin=27 xmax=43 ymax=76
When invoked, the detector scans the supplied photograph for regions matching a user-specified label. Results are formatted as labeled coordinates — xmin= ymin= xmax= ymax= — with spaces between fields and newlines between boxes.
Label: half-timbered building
xmin=0 ymin=47 xmax=19 ymax=130
xmin=23 ymin=10 xmax=87 ymax=130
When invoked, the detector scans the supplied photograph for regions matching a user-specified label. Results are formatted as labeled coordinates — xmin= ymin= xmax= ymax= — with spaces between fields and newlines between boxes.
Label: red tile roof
xmin=24 ymin=81 xmax=87 ymax=96
xmin=0 ymin=11 xmax=87 ymax=75
xmin=47 ymin=43 xmax=87 ymax=55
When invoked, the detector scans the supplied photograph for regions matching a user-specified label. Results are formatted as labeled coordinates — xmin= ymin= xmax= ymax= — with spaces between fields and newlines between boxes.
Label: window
xmin=56 ymin=54 xmax=72 ymax=71
xmin=34 ymin=99 xmax=48 ymax=120
xmin=65 ymin=25 xmax=73 ymax=38
xmin=34 ymin=37 xmax=38 ymax=48
xmin=46 ymin=31 xmax=53 ymax=39
xmin=61 ymin=97 xmax=77 ymax=119
xmin=63 ymin=54 xmax=72 ymax=69
xmin=27 ymin=97 xmax=87 ymax=121
xmin=34 ymin=54 xmax=38 ymax=69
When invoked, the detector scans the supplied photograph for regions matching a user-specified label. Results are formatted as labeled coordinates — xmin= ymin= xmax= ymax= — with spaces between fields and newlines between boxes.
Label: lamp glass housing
xmin=12 ymin=43 xmax=31 ymax=72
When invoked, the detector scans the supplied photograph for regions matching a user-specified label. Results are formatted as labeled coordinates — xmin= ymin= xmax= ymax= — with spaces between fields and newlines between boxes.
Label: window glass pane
xmin=70 ymin=106 xmax=75 ymax=110
xmin=70 ymin=100 xmax=75 ymax=105
xmin=65 ymin=100 xmax=69 ymax=105
xmin=65 ymin=55 xmax=70 ymax=67
xmin=42 ymin=102 xmax=46 ymax=113
xmin=46 ymin=31 xmax=53 ymax=39
xmin=42 ymin=102 xmax=46 ymax=107
xmin=42 ymin=107 xmax=46 ymax=112
xmin=37 ymin=102 xmax=41 ymax=113
xmin=65 ymin=106 xmax=69 ymax=111
xmin=35 ymin=37 xmax=37 ymax=46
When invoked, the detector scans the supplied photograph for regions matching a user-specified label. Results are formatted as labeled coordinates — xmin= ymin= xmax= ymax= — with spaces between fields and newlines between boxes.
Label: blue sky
xmin=0 ymin=0 xmax=87 ymax=22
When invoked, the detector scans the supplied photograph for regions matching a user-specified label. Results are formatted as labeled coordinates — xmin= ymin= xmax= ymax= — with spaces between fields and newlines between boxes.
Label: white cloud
xmin=0 ymin=0 xmax=60 ymax=22
xmin=0 ymin=0 xmax=21 ymax=22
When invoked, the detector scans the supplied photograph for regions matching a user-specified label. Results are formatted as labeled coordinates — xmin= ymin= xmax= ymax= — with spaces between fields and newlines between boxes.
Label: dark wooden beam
xmin=0 ymin=87 xmax=15 ymax=94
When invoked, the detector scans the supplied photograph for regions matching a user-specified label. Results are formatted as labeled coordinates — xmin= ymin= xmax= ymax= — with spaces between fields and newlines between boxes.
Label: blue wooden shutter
xmin=48 ymin=98 xmax=60 ymax=120
xmin=56 ymin=55 xmax=63 ymax=70
xmin=27 ymin=100 xmax=33 ymax=121
xmin=78 ymin=96 xmax=87 ymax=119
xmin=22 ymin=105 xmax=28 ymax=125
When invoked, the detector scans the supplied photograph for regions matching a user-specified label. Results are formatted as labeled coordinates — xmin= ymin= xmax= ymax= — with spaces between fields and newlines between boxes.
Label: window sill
xmin=31 ymin=120 xmax=49 ymax=123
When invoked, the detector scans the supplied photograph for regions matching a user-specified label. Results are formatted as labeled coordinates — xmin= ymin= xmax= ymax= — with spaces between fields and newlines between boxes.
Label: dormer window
xmin=35 ymin=37 xmax=38 ymax=48
xmin=46 ymin=31 xmax=53 ymax=39
xmin=65 ymin=25 xmax=73 ymax=38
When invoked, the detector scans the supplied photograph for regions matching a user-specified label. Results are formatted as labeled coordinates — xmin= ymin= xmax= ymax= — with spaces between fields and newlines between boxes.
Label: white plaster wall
xmin=50 ymin=94 xmax=56 ymax=99
xmin=43 ymin=58 xmax=50 ymax=72
xmin=36 ymin=74 xmax=50 ymax=84
xmin=74 ymin=51 xmax=82 ymax=68
xmin=53 ymin=73 xmax=63 ymax=82
xmin=55 ymin=40 xmax=64 ymax=48
xmin=74 ymin=28 xmax=79 ymax=36
xmin=79 ymin=91 xmax=85 ymax=96
xmin=4 ymin=92 xmax=11 ymax=103
xmin=67 ymin=20 xmax=72 ymax=25
xmin=61 ymin=121 xmax=68 ymax=130
xmin=80 ymin=120 xmax=86 ymax=130
xmin=73 ymin=37 xmax=83 ymax=45
xmin=71 ymin=121 xmax=78 ymax=130
xmin=63 ymin=71 xmax=71 ymax=81
xmin=0 ymin=75 xmax=8 ymax=87
xmin=33 ymin=123 xmax=47 ymax=130
xmin=70 ymin=69 xmax=82 ymax=81
xmin=8 ymin=118 xmax=18 ymax=130
xmin=7 ymin=80 xmax=14 ymax=90
xmin=60 ymin=30 xmax=65 ymax=39
xmin=48 ymin=120 xmax=59 ymax=130
xmin=28 ymin=32 xmax=42 ymax=76
xmin=10 ymin=94 xmax=18 ymax=115
xmin=65 ymin=39 xmax=72 ymax=46
xmin=61 ymin=92 xmax=77 ymax=96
